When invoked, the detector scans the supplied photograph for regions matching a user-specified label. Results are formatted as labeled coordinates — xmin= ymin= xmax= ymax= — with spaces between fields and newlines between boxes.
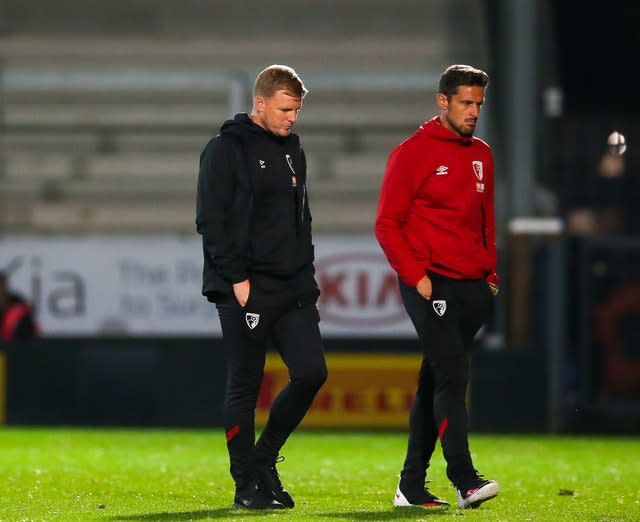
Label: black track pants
xmin=216 ymin=300 xmax=327 ymax=489
xmin=398 ymin=272 xmax=494 ymax=486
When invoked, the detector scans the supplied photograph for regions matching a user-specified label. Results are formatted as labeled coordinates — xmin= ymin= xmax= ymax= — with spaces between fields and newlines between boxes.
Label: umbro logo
xmin=259 ymin=160 xmax=266 ymax=169
xmin=436 ymin=165 xmax=449 ymax=175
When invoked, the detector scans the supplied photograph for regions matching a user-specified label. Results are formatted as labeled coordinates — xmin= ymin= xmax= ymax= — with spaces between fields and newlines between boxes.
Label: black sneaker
xmin=233 ymin=484 xmax=285 ymax=510
xmin=455 ymin=471 xmax=499 ymax=509
xmin=257 ymin=455 xmax=295 ymax=508
xmin=394 ymin=479 xmax=449 ymax=508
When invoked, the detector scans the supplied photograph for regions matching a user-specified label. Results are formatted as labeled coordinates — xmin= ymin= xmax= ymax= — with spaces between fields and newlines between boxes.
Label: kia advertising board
xmin=0 ymin=236 xmax=414 ymax=338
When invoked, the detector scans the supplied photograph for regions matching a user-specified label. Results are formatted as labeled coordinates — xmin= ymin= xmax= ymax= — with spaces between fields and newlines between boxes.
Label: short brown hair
xmin=438 ymin=64 xmax=488 ymax=97
xmin=253 ymin=64 xmax=308 ymax=99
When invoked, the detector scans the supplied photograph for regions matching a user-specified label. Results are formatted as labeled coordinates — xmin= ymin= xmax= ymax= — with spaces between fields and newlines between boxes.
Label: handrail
xmin=1 ymin=121 xmax=414 ymax=155
xmin=2 ymin=68 xmax=437 ymax=93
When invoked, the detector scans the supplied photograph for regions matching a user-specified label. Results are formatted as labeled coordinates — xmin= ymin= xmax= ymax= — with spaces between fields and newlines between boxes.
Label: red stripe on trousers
xmin=226 ymin=424 xmax=240 ymax=442
xmin=438 ymin=418 xmax=449 ymax=440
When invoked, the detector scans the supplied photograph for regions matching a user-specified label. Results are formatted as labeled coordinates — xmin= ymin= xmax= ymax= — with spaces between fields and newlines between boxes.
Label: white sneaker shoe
xmin=456 ymin=478 xmax=500 ymax=509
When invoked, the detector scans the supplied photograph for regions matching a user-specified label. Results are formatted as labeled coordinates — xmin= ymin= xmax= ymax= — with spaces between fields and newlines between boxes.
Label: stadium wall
xmin=3 ymin=236 xmax=639 ymax=434
xmin=3 ymin=236 xmax=640 ymax=433
xmin=1 ymin=337 xmax=547 ymax=433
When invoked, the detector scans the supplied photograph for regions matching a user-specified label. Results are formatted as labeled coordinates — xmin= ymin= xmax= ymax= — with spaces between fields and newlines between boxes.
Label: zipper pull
xmin=285 ymin=154 xmax=297 ymax=187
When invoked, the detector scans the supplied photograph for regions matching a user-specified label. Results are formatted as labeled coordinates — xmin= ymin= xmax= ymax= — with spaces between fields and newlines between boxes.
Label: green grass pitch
xmin=0 ymin=428 xmax=638 ymax=521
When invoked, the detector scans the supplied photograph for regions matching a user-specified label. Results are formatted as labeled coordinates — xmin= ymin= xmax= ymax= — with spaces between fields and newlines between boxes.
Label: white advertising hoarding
xmin=0 ymin=235 xmax=414 ymax=338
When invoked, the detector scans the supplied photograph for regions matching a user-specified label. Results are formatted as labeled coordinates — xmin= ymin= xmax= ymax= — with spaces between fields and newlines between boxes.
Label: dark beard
xmin=446 ymin=117 xmax=474 ymax=138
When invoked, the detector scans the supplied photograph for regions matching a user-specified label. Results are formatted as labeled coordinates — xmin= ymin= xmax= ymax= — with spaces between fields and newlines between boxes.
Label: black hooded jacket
xmin=196 ymin=113 xmax=317 ymax=304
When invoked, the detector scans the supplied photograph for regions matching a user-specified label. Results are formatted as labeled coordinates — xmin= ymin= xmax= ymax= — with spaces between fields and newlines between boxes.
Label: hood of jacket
xmin=219 ymin=112 xmax=300 ymax=148
xmin=415 ymin=115 xmax=476 ymax=146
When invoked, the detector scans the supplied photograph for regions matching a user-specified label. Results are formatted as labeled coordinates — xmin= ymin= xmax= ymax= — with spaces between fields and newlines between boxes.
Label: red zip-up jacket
xmin=375 ymin=116 xmax=499 ymax=288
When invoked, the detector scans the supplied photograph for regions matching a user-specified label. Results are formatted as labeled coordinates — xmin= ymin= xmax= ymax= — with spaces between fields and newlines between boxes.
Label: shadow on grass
xmin=111 ymin=508 xmax=279 ymax=520
xmin=111 ymin=507 xmax=452 ymax=521
xmin=314 ymin=508 xmax=452 ymax=520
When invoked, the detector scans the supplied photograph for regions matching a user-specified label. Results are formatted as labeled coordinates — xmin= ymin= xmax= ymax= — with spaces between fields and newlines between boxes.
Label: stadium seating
xmin=0 ymin=1 xmax=489 ymax=234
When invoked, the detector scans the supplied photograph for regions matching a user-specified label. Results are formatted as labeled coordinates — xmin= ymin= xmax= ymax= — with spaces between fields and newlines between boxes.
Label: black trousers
xmin=216 ymin=300 xmax=327 ymax=490
xmin=398 ymin=272 xmax=494 ymax=487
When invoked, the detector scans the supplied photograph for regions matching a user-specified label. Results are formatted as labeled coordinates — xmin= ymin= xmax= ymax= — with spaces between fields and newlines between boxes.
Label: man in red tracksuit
xmin=376 ymin=64 xmax=500 ymax=510
xmin=0 ymin=272 xmax=39 ymax=342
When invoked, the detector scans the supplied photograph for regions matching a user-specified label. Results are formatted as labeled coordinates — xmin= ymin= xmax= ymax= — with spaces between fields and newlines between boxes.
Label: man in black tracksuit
xmin=196 ymin=64 xmax=327 ymax=510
